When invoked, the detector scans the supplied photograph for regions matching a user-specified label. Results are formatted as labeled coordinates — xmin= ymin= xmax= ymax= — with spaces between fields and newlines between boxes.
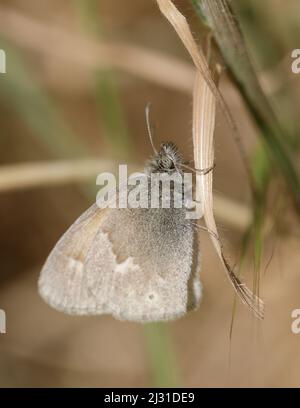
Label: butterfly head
xmin=145 ymin=142 xmax=183 ymax=174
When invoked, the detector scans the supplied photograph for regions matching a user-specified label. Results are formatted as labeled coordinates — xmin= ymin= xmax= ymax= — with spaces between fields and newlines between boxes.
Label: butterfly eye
xmin=161 ymin=156 xmax=174 ymax=169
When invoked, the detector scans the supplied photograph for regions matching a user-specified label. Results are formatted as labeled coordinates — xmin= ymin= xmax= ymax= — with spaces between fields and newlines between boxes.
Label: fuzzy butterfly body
xmin=38 ymin=143 xmax=202 ymax=322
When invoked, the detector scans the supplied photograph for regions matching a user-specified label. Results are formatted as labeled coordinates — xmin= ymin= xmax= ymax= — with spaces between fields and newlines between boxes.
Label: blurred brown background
xmin=0 ymin=0 xmax=300 ymax=387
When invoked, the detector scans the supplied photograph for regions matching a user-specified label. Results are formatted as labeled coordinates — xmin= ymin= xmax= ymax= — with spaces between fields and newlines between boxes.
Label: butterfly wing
xmin=39 ymin=205 xmax=202 ymax=322
xmin=96 ymin=207 xmax=202 ymax=322
xmin=38 ymin=204 xmax=112 ymax=315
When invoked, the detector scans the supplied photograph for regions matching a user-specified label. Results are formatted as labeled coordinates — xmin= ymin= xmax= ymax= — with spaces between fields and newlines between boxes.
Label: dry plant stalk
xmin=0 ymin=159 xmax=119 ymax=192
xmin=198 ymin=0 xmax=275 ymax=125
xmin=0 ymin=6 xmax=194 ymax=94
xmin=193 ymin=72 xmax=263 ymax=319
xmin=156 ymin=0 xmax=253 ymax=186
xmin=156 ymin=0 xmax=218 ymax=99
xmin=198 ymin=0 xmax=300 ymax=214
xmin=157 ymin=0 xmax=264 ymax=318
xmin=0 ymin=5 xmax=288 ymax=97
xmin=0 ymin=159 xmax=252 ymax=231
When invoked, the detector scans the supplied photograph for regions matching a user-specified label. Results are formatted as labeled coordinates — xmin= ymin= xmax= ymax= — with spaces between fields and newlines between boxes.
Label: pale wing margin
xmin=38 ymin=204 xmax=111 ymax=315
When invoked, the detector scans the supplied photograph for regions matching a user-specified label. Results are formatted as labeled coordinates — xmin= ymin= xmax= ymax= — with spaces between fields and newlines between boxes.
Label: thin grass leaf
xmin=143 ymin=323 xmax=179 ymax=387
xmin=157 ymin=0 xmax=264 ymax=318
xmin=0 ymin=6 xmax=195 ymax=94
xmin=75 ymin=0 xmax=132 ymax=158
xmin=156 ymin=0 xmax=254 ymax=184
xmin=251 ymin=142 xmax=271 ymax=293
xmin=229 ymin=226 xmax=253 ymax=340
xmin=193 ymin=70 xmax=264 ymax=319
xmin=0 ymin=159 xmax=124 ymax=192
xmin=193 ymin=0 xmax=300 ymax=213
xmin=0 ymin=156 xmax=253 ymax=238
xmin=0 ymin=40 xmax=88 ymax=159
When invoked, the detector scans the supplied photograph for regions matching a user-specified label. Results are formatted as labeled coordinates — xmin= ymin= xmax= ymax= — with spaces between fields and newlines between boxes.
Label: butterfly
xmin=38 ymin=141 xmax=203 ymax=322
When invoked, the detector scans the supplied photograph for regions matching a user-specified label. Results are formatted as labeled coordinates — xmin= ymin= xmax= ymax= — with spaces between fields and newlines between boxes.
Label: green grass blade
xmin=143 ymin=323 xmax=179 ymax=387
xmin=74 ymin=0 xmax=132 ymax=159
xmin=0 ymin=39 xmax=89 ymax=159
xmin=192 ymin=0 xmax=300 ymax=212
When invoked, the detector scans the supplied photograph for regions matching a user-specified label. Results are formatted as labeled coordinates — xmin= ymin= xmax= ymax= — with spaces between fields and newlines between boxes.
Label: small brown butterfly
xmin=39 ymin=140 xmax=203 ymax=322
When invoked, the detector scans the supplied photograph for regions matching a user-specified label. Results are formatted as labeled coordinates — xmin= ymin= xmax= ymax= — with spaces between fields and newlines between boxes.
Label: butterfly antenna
xmin=145 ymin=102 xmax=158 ymax=155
